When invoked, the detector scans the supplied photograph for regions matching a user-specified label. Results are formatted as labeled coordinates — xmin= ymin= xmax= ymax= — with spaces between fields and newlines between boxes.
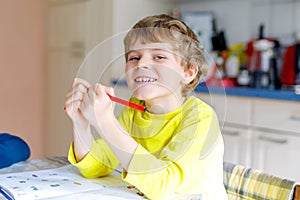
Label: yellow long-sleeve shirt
xmin=68 ymin=96 xmax=228 ymax=200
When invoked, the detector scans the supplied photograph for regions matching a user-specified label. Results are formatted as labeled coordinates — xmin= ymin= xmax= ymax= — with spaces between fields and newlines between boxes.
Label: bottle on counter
xmin=237 ymin=66 xmax=250 ymax=87
xmin=226 ymin=52 xmax=239 ymax=78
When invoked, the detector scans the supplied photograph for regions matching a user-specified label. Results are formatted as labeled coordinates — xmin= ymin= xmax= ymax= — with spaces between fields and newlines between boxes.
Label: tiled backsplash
xmin=178 ymin=0 xmax=300 ymax=47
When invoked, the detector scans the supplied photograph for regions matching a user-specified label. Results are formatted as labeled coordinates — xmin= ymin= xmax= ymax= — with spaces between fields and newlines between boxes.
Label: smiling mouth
xmin=134 ymin=77 xmax=157 ymax=83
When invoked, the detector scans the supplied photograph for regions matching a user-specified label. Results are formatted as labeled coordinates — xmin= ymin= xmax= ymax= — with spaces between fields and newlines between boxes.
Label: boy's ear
xmin=183 ymin=64 xmax=198 ymax=84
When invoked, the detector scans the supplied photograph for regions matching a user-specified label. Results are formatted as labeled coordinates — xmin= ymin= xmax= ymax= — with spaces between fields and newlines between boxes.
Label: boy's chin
xmin=133 ymin=93 xmax=151 ymax=101
xmin=132 ymin=85 xmax=177 ymax=101
xmin=133 ymin=91 xmax=172 ymax=102
xmin=133 ymin=90 xmax=160 ymax=101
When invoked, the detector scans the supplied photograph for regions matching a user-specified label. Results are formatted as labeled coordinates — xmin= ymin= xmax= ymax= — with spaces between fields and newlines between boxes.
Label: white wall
xmin=112 ymin=0 xmax=175 ymax=34
xmin=178 ymin=0 xmax=300 ymax=47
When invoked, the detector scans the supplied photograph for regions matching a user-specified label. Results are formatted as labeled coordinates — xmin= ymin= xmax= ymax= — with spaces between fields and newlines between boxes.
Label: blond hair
xmin=124 ymin=14 xmax=207 ymax=97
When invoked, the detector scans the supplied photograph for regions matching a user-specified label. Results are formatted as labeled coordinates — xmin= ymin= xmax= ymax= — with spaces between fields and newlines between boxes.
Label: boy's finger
xmin=65 ymin=84 xmax=88 ymax=104
xmin=64 ymin=100 xmax=81 ymax=115
xmin=87 ymin=86 xmax=97 ymax=101
xmin=65 ymin=91 xmax=84 ymax=106
xmin=72 ymin=77 xmax=91 ymax=88
xmin=94 ymin=84 xmax=113 ymax=98
xmin=75 ymin=83 xmax=89 ymax=93
xmin=102 ymin=86 xmax=115 ymax=97
xmin=94 ymin=84 xmax=108 ymax=99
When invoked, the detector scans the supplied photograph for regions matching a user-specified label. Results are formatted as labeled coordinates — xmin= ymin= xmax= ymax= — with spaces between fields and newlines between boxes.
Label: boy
xmin=65 ymin=14 xmax=227 ymax=199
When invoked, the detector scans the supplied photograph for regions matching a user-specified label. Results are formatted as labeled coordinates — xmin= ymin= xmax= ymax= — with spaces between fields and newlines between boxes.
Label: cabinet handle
xmin=71 ymin=50 xmax=84 ymax=58
xmin=71 ymin=41 xmax=85 ymax=49
xmin=289 ymin=115 xmax=300 ymax=122
xmin=222 ymin=130 xmax=239 ymax=136
xmin=258 ymin=135 xmax=287 ymax=144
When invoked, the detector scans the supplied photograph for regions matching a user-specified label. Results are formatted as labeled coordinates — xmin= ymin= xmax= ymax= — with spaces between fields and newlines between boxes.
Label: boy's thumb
xmin=103 ymin=86 xmax=115 ymax=97
xmin=94 ymin=84 xmax=114 ymax=97
xmin=94 ymin=83 xmax=104 ymax=94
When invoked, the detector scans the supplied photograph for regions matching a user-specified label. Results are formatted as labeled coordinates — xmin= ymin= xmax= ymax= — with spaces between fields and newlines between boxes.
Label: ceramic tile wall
xmin=178 ymin=0 xmax=300 ymax=47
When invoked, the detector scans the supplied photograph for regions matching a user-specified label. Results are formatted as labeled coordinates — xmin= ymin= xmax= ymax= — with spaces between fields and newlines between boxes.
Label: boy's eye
xmin=128 ymin=56 xmax=140 ymax=61
xmin=155 ymin=56 xmax=165 ymax=60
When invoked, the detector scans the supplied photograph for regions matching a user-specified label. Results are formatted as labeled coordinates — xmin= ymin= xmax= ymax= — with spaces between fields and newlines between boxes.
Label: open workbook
xmin=0 ymin=165 xmax=145 ymax=200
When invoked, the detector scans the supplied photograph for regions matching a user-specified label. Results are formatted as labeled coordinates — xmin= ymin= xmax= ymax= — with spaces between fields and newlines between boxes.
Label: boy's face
xmin=125 ymin=40 xmax=188 ymax=102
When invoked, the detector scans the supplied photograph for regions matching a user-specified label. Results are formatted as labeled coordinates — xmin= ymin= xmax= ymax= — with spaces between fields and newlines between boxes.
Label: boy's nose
xmin=136 ymin=57 xmax=150 ymax=69
xmin=136 ymin=56 xmax=151 ymax=68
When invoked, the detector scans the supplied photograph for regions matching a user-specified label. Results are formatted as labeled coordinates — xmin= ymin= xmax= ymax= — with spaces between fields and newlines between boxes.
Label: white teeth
xmin=135 ymin=77 xmax=157 ymax=83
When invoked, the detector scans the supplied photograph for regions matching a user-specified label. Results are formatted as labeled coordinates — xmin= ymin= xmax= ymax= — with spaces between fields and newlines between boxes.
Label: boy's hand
xmin=64 ymin=78 xmax=91 ymax=129
xmin=79 ymin=83 xmax=115 ymax=130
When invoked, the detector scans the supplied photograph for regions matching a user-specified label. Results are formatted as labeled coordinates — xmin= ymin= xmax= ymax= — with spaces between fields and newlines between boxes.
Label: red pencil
xmin=64 ymin=94 xmax=147 ymax=112
xmin=107 ymin=94 xmax=146 ymax=112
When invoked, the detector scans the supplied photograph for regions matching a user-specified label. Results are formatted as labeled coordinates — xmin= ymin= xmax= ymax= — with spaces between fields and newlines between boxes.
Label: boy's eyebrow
xmin=127 ymin=48 xmax=173 ymax=54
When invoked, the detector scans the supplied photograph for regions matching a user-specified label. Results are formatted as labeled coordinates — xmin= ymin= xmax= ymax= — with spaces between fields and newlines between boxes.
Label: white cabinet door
xmin=253 ymin=99 xmax=300 ymax=134
xmin=46 ymin=1 xmax=89 ymax=156
xmin=196 ymin=93 xmax=252 ymax=126
xmin=252 ymin=130 xmax=300 ymax=182
xmin=46 ymin=0 xmax=112 ymax=156
xmin=222 ymin=125 xmax=252 ymax=167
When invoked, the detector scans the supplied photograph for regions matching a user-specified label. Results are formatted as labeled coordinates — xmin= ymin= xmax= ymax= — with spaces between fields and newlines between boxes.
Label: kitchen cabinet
xmin=251 ymin=98 xmax=300 ymax=181
xmin=196 ymin=93 xmax=252 ymax=126
xmin=199 ymin=92 xmax=300 ymax=181
xmin=198 ymin=93 xmax=253 ymax=167
xmin=46 ymin=0 xmax=103 ymax=156
xmin=252 ymin=99 xmax=300 ymax=134
xmin=222 ymin=125 xmax=252 ymax=167
xmin=252 ymin=130 xmax=300 ymax=182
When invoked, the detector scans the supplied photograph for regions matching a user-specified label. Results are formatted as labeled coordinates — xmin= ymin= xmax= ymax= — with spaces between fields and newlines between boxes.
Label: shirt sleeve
xmin=68 ymin=138 xmax=119 ymax=178
xmin=122 ymin=107 xmax=225 ymax=200
xmin=67 ymin=105 xmax=131 ymax=178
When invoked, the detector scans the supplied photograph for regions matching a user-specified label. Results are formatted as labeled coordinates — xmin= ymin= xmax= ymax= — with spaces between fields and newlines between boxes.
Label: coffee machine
xmin=248 ymin=25 xmax=281 ymax=89
xmin=250 ymin=39 xmax=281 ymax=89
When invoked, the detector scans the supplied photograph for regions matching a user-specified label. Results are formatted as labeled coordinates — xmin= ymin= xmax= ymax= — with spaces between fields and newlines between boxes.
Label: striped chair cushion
xmin=223 ymin=162 xmax=300 ymax=200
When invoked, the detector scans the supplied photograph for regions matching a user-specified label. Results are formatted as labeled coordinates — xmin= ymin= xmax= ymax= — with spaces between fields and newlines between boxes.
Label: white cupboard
xmin=252 ymin=130 xmax=300 ymax=181
xmin=199 ymin=92 xmax=300 ymax=182
xmin=222 ymin=125 xmax=252 ymax=168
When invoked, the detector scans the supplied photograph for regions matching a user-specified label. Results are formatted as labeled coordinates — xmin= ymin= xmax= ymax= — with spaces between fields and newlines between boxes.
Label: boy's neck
xmin=145 ymin=95 xmax=187 ymax=114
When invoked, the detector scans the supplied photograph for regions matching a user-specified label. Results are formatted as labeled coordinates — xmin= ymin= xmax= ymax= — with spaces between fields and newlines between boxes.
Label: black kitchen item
xmin=211 ymin=18 xmax=228 ymax=51
xmin=218 ymin=30 xmax=228 ymax=51
xmin=269 ymin=56 xmax=281 ymax=89
xmin=211 ymin=18 xmax=219 ymax=51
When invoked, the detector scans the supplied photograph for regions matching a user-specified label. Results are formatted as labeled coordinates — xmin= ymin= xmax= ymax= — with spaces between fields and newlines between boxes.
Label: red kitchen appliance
xmin=281 ymin=43 xmax=300 ymax=86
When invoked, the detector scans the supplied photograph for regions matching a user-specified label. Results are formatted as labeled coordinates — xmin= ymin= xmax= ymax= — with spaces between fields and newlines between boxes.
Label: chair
xmin=223 ymin=162 xmax=300 ymax=200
